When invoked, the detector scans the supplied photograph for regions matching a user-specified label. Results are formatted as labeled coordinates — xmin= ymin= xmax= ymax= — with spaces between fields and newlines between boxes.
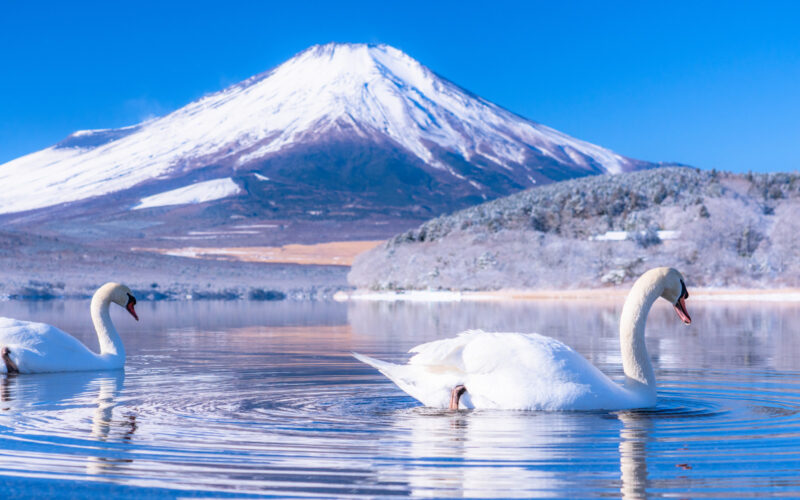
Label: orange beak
xmin=674 ymin=296 xmax=691 ymax=324
xmin=126 ymin=294 xmax=139 ymax=321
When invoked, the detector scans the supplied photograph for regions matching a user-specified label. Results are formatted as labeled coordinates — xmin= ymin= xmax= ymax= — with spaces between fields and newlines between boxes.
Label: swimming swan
xmin=353 ymin=267 xmax=691 ymax=411
xmin=0 ymin=283 xmax=138 ymax=374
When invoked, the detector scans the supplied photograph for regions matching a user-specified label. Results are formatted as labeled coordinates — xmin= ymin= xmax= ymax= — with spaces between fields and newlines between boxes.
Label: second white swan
xmin=354 ymin=267 xmax=691 ymax=411
xmin=0 ymin=283 xmax=138 ymax=374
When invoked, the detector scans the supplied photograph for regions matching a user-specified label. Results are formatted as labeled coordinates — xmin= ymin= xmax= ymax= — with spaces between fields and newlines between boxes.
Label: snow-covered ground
xmin=350 ymin=168 xmax=800 ymax=291
xmin=339 ymin=290 xmax=464 ymax=302
xmin=0 ymin=234 xmax=350 ymax=301
xmin=590 ymin=230 xmax=679 ymax=241
xmin=134 ymin=178 xmax=242 ymax=210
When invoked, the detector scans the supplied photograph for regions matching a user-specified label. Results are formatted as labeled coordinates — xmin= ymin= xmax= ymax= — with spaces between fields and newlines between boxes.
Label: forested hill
xmin=349 ymin=167 xmax=800 ymax=290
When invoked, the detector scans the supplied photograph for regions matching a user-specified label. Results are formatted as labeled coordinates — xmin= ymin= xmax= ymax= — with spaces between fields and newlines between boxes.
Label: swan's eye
xmin=127 ymin=293 xmax=136 ymax=305
xmin=679 ymin=279 xmax=689 ymax=299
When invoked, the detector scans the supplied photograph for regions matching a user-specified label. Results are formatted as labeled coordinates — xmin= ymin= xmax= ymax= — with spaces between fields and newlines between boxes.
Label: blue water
xmin=0 ymin=299 xmax=799 ymax=498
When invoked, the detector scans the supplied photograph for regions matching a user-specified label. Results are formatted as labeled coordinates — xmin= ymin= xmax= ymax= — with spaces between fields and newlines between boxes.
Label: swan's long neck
xmin=619 ymin=276 xmax=661 ymax=395
xmin=90 ymin=291 xmax=126 ymax=360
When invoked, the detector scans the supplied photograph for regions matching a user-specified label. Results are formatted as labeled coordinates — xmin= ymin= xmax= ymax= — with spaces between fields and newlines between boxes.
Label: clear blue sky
xmin=1 ymin=1 xmax=798 ymax=172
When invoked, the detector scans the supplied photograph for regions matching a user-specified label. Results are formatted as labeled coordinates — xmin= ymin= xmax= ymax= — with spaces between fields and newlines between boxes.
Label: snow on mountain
xmin=133 ymin=178 xmax=242 ymax=210
xmin=0 ymin=43 xmax=649 ymax=216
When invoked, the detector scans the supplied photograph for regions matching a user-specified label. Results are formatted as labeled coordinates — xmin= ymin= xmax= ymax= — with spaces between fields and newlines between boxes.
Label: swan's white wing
xmin=407 ymin=329 xmax=487 ymax=368
xmin=0 ymin=317 xmax=99 ymax=373
xmin=356 ymin=330 xmax=631 ymax=410
xmin=460 ymin=332 xmax=627 ymax=410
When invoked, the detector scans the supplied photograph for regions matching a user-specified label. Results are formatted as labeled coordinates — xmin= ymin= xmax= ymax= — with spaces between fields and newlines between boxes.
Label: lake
xmin=0 ymin=298 xmax=799 ymax=498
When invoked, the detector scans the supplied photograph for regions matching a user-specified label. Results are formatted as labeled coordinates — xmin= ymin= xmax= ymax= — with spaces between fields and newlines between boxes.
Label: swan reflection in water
xmin=0 ymin=371 xmax=137 ymax=477
xmin=380 ymin=408 xmax=652 ymax=499
xmin=87 ymin=373 xmax=137 ymax=476
xmin=617 ymin=410 xmax=651 ymax=499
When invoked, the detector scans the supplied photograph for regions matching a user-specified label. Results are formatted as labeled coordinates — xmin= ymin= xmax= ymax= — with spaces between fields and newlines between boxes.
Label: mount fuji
xmin=0 ymin=43 xmax=657 ymax=245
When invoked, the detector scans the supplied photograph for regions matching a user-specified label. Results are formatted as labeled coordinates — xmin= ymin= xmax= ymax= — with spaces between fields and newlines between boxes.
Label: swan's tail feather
xmin=352 ymin=352 xmax=397 ymax=375
xmin=352 ymin=352 xmax=457 ymax=408
xmin=352 ymin=352 xmax=417 ymax=397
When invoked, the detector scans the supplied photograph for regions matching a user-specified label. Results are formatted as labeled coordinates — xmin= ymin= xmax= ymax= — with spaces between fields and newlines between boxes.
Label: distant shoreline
xmin=339 ymin=288 xmax=800 ymax=302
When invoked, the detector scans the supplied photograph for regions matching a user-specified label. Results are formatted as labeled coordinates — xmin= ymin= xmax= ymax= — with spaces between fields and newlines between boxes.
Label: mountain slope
xmin=0 ymin=43 xmax=655 ymax=246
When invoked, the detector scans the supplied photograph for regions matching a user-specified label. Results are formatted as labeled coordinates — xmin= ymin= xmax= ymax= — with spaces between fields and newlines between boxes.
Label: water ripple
xmin=0 ymin=300 xmax=799 ymax=497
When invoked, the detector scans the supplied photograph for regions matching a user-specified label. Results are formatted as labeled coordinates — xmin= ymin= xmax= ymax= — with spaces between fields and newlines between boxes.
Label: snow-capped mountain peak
xmin=0 ymin=43 xmax=648 ymax=216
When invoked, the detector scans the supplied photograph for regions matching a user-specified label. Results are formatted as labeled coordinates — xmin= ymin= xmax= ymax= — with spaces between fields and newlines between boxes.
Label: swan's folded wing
xmin=406 ymin=331 xmax=562 ymax=375
xmin=407 ymin=329 xmax=487 ymax=370
xmin=0 ymin=317 xmax=91 ymax=357
xmin=453 ymin=332 xmax=556 ymax=372
xmin=459 ymin=332 xmax=607 ymax=410
xmin=0 ymin=317 xmax=53 ymax=351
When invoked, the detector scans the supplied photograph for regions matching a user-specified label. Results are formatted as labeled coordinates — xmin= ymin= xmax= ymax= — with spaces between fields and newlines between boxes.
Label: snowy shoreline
xmin=338 ymin=288 xmax=800 ymax=303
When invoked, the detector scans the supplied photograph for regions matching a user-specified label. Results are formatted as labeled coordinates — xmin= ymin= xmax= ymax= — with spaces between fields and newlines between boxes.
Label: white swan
xmin=353 ymin=267 xmax=691 ymax=411
xmin=0 ymin=283 xmax=138 ymax=374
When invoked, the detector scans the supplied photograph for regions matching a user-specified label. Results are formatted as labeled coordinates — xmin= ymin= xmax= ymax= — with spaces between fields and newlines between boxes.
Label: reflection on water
xmin=87 ymin=373 xmax=136 ymax=476
xmin=388 ymin=409 xmax=586 ymax=498
xmin=618 ymin=411 xmax=650 ymax=500
xmin=0 ymin=299 xmax=799 ymax=497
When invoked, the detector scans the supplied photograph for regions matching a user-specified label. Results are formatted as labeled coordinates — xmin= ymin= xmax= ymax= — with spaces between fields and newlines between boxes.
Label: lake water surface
xmin=0 ymin=298 xmax=799 ymax=498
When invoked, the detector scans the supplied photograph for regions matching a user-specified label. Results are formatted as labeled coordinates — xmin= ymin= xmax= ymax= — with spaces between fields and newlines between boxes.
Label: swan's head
xmin=99 ymin=283 xmax=139 ymax=321
xmin=656 ymin=268 xmax=691 ymax=325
